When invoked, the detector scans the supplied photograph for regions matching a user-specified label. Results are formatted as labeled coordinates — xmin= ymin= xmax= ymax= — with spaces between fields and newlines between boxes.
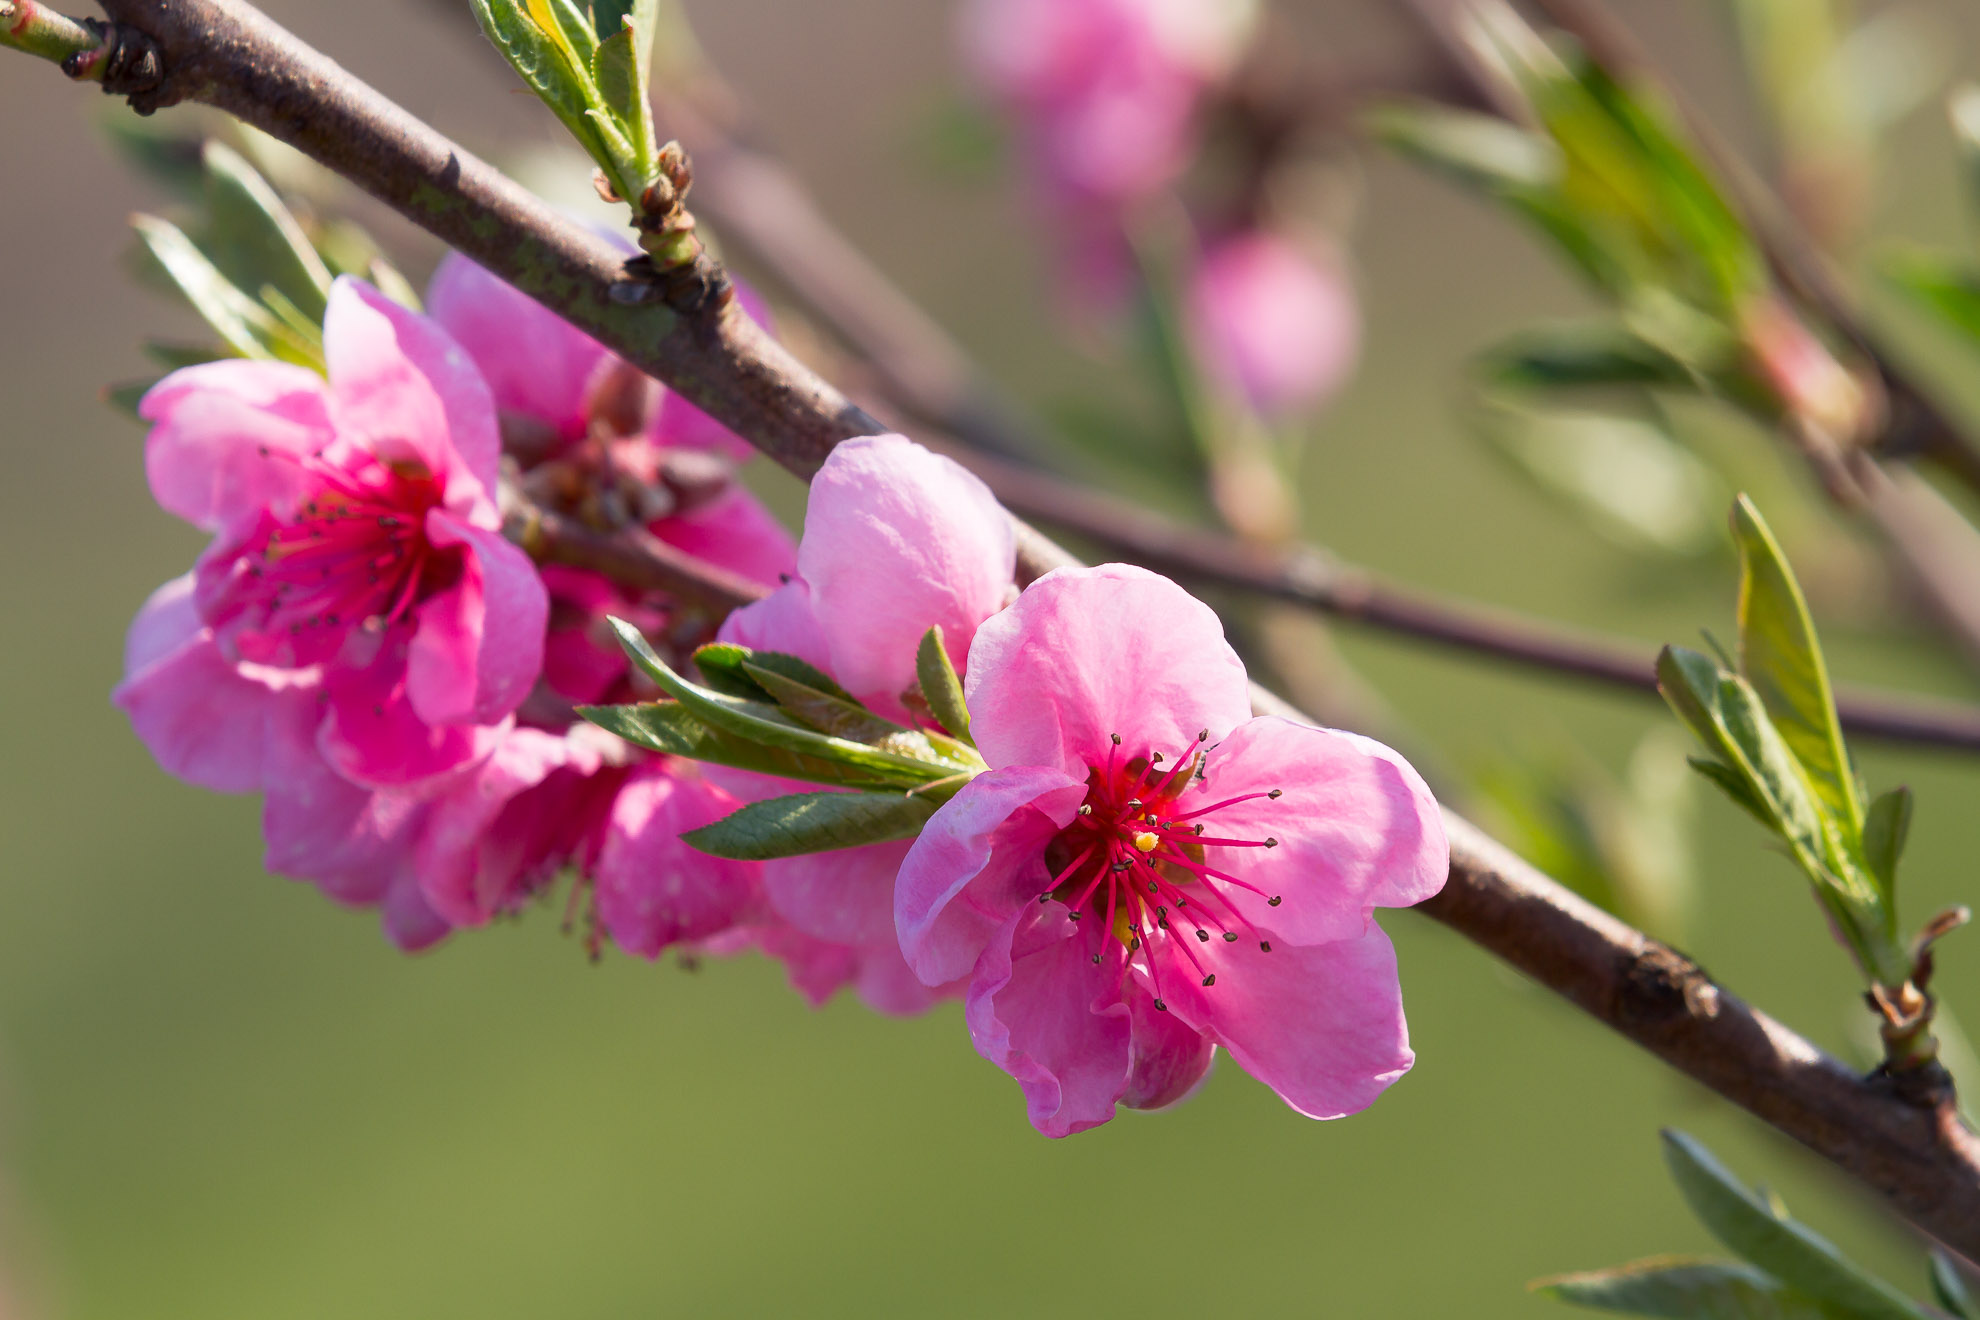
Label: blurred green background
xmin=4 ymin=1 xmax=1980 ymax=1315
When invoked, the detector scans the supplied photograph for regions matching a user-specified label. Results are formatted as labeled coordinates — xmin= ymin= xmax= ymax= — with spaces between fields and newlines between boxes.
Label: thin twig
xmin=24 ymin=0 xmax=1980 ymax=1261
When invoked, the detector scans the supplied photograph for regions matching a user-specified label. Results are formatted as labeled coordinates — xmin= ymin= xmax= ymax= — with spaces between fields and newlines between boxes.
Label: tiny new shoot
xmin=1657 ymin=496 xmax=1968 ymax=1088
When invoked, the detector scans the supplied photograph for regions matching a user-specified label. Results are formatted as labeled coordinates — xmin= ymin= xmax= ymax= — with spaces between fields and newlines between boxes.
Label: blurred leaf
xmin=199 ymin=140 xmax=332 ymax=323
xmin=142 ymin=341 xmax=223 ymax=370
xmin=1953 ymin=86 xmax=1980 ymax=213
xmin=608 ymin=619 xmax=953 ymax=786
xmin=1477 ymin=402 xmax=1726 ymax=555
xmin=1880 ymin=247 xmax=1980 ymax=345
xmin=682 ymin=791 xmax=937 ymax=860
xmin=1368 ymin=102 xmax=1558 ymax=193
xmin=916 ymin=626 xmax=974 ymax=748
xmin=1860 ymin=786 xmax=1912 ymax=903
xmin=1480 ymin=320 xmax=1698 ymax=391
xmin=577 ymin=701 xmax=904 ymax=790
xmin=1661 ymin=1131 xmax=1934 ymax=1320
xmin=1534 ymin=1255 xmax=1831 ymax=1317
xmin=104 ymin=379 xmax=158 ymax=419
xmin=1731 ymin=496 xmax=1862 ymax=831
xmin=1931 ymin=1251 xmax=1975 ymax=1318
xmin=131 ymin=215 xmax=324 ymax=370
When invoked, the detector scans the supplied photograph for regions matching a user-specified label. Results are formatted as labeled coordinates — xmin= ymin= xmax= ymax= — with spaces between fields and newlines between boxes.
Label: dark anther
xmin=1110 ymin=733 xmax=1122 ymax=745
xmin=1091 ymin=954 xmax=1103 ymax=965
xmin=1077 ymin=804 xmax=1093 ymax=816
xmin=1151 ymin=753 xmax=1164 ymax=765
xmin=1264 ymin=838 xmax=1278 ymax=849
xmin=1130 ymin=937 xmax=1141 ymax=951
xmin=1193 ymin=824 xmax=1205 ymax=835
xmin=1039 ymin=893 xmax=1051 ymax=903
xmin=1267 ymin=896 xmax=1282 ymax=907
xmin=1111 ymin=861 xmax=1132 ymax=874
xmin=1197 ymin=729 xmax=1209 ymax=741
xmin=1222 ymin=932 xmax=1238 ymax=943
xmin=1153 ymin=999 xmax=1168 ymax=1012
xmin=1267 ymin=789 xmax=1283 ymax=800
xmin=1146 ymin=881 xmax=1158 ymax=894
xmin=1196 ymin=930 xmax=1210 ymax=942
xmin=1201 ymin=975 xmax=1216 ymax=987
xmin=1067 ymin=911 xmax=1081 ymax=922
xmin=1157 ymin=918 xmax=1169 ymax=929
xmin=1260 ymin=941 xmax=1272 ymax=952
xmin=1126 ymin=798 xmax=1143 ymax=810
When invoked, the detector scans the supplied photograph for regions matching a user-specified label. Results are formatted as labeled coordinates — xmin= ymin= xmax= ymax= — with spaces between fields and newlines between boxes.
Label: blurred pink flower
xmin=896 ymin=564 xmax=1447 ymax=1135
xmin=134 ymin=277 xmax=546 ymax=789
xmin=1186 ymin=230 xmax=1359 ymax=416
xmin=711 ymin=434 xmax=1015 ymax=1012
xmin=961 ymin=0 xmax=1254 ymax=208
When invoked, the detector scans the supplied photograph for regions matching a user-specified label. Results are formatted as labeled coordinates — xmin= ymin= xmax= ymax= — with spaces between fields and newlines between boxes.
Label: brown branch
xmin=39 ymin=0 xmax=1980 ymax=1261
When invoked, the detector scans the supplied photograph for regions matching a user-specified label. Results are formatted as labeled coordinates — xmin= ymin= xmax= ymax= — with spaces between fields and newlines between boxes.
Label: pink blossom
xmin=896 ymin=564 xmax=1447 ymax=1135
xmin=1187 ymin=231 xmax=1359 ymax=416
xmin=711 ymin=435 xmax=1015 ymax=1012
xmin=960 ymin=0 xmax=1255 ymax=207
xmin=140 ymin=277 xmax=547 ymax=788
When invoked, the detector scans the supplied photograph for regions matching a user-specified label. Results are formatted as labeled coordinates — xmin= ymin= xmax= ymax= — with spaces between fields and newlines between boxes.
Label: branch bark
xmin=36 ymin=0 xmax=1980 ymax=1262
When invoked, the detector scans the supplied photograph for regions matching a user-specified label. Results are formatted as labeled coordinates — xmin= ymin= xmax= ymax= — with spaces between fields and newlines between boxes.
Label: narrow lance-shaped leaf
xmin=1931 ymin=1249 xmax=1975 ymax=1319
xmin=1533 ymin=1256 xmax=1832 ymax=1318
xmin=693 ymin=643 xmax=854 ymax=703
xmin=683 ymin=791 xmax=938 ymax=861
xmin=1661 ymin=1131 xmax=1934 ymax=1320
xmin=1730 ymin=495 xmax=1861 ymax=830
xmin=916 ymin=625 xmax=974 ymax=748
xmin=578 ymin=701 xmax=904 ymax=791
xmin=131 ymin=216 xmax=325 ymax=370
xmin=606 ymin=618 xmax=954 ymax=786
xmin=198 ymin=140 xmax=332 ymax=323
xmin=467 ymin=0 xmax=614 ymax=167
xmin=1861 ymin=785 xmax=1913 ymax=908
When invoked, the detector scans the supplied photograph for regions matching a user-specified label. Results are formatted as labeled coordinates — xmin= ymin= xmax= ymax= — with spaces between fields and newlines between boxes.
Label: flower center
xmin=1040 ymin=730 xmax=1282 ymax=1012
xmin=232 ymin=453 xmax=450 ymax=660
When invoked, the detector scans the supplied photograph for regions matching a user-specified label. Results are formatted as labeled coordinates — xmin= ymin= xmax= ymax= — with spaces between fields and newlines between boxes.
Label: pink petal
xmin=596 ymin=765 xmax=762 ymax=956
xmin=966 ymin=906 xmax=1131 ymax=1137
xmin=651 ymin=485 xmax=798 ymax=592
xmin=261 ymin=750 xmax=430 ymax=908
xmin=322 ymin=277 xmax=502 ymax=514
xmin=966 ymin=564 xmax=1251 ymax=776
xmin=763 ymin=839 xmax=908 ymax=947
xmin=413 ymin=727 xmax=590 ymax=927
xmin=895 ymin=765 xmax=1087 ymax=986
xmin=140 ymin=360 xmax=334 ymax=532
xmin=318 ymin=632 xmax=507 ymax=788
xmin=112 ymin=576 xmax=321 ymax=794
xmin=1158 ymin=923 xmax=1413 ymax=1120
xmin=1121 ymin=993 xmax=1216 ymax=1111
xmin=382 ymin=876 xmax=455 ymax=952
xmin=798 ymin=435 xmax=1015 ymax=716
xmin=714 ymin=578 xmax=832 ymax=676
xmin=1195 ymin=716 xmax=1447 ymax=945
xmin=408 ymin=512 xmax=549 ymax=727
xmin=739 ymin=921 xmax=959 ymax=1016
xmin=424 ymin=253 xmax=609 ymax=443
xmin=1187 ymin=231 xmax=1358 ymax=416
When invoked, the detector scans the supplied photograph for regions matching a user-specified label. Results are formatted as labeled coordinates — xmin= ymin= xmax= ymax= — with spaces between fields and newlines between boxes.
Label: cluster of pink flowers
xmin=114 ymin=267 xmax=796 ymax=970
xmin=118 ymin=262 xmax=1445 ymax=1131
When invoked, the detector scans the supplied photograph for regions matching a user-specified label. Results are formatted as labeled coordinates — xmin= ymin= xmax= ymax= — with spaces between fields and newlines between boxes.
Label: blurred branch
xmin=22 ymin=0 xmax=1980 ymax=1259
xmin=504 ymin=494 xmax=768 ymax=615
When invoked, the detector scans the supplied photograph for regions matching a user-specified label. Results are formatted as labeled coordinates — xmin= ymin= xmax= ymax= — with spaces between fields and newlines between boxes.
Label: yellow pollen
xmin=1132 ymin=831 xmax=1160 ymax=853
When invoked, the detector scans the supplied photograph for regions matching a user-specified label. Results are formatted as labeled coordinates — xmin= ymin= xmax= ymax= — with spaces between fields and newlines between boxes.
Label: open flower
xmin=896 ymin=565 xmax=1447 ymax=1135
xmin=139 ymin=277 xmax=547 ymax=788
xmin=711 ymin=434 xmax=1015 ymax=1011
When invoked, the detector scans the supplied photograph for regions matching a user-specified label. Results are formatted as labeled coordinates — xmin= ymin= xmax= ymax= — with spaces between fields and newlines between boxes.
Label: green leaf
xmin=682 ymin=791 xmax=937 ymax=860
xmin=1685 ymin=756 xmax=1777 ymax=831
xmin=1880 ymin=247 xmax=1980 ymax=346
xmin=1861 ymin=786 xmax=1913 ymax=904
xmin=741 ymin=662 xmax=907 ymax=745
xmin=1368 ymin=102 xmax=1559 ymax=194
xmin=131 ymin=216 xmax=325 ymax=371
xmin=468 ymin=0 xmax=614 ymax=169
xmin=692 ymin=644 xmax=853 ymax=704
xmin=607 ymin=619 xmax=954 ymax=786
xmin=577 ymin=701 xmax=904 ymax=790
xmin=1534 ymin=1256 xmax=1832 ymax=1317
xmin=1480 ymin=320 xmax=1700 ymax=391
xmin=1730 ymin=496 xmax=1861 ymax=830
xmin=104 ymin=379 xmax=158 ymax=418
xmin=1931 ymin=1250 xmax=1975 ymax=1319
xmin=916 ymin=625 xmax=974 ymax=747
xmin=199 ymin=140 xmax=332 ymax=323
xmin=1661 ymin=1131 xmax=1934 ymax=1320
